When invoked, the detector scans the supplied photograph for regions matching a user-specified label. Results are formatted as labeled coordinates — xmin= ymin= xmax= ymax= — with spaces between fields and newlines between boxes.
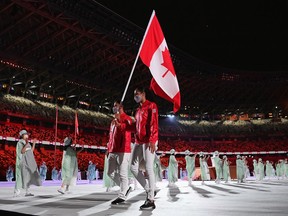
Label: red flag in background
xmin=75 ymin=111 xmax=79 ymax=143
xmin=75 ymin=111 xmax=79 ymax=135
xmin=139 ymin=10 xmax=181 ymax=113
xmin=54 ymin=105 xmax=58 ymax=167
xmin=55 ymin=105 xmax=58 ymax=142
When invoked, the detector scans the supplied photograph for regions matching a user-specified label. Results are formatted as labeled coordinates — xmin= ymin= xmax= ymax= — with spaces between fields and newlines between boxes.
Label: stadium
xmin=0 ymin=1 xmax=288 ymax=215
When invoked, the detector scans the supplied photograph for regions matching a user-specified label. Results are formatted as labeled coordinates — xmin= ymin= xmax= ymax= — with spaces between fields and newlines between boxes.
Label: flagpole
xmin=121 ymin=10 xmax=156 ymax=103
xmin=54 ymin=104 xmax=58 ymax=168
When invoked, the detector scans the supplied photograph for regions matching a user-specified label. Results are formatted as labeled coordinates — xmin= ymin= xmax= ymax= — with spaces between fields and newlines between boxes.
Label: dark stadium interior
xmin=1 ymin=2 xmax=288 ymax=216
xmin=0 ymin=0 xmax=288 ymax=181
xmin=0 ymin=0 xmax=288 ymax=116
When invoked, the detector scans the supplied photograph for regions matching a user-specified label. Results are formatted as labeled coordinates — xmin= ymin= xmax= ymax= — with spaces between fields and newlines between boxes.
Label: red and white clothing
xmin=107 ymin=112 xmax=132 ymax=200
xmin=134 ymin=100 xmax=158 ymax=145
xmin=130 ymin=100 xmax=159 ymax=201
xmin=107 ymin=113 xmax=132 ymax=153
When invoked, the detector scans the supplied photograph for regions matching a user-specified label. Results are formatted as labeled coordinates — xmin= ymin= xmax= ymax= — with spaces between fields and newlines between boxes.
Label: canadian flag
xmin=139 ymin=10 xmax=181 ymax=113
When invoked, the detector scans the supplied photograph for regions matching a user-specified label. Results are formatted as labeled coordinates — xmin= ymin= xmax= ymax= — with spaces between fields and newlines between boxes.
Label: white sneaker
xmin=57 ymin=188 xmax=65 ymax=194
xmin=14 ymin=189 xmax=20 ymax=197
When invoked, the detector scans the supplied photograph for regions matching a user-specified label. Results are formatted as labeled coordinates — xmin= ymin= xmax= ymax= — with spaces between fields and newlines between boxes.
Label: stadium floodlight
xmin=68 ymin=95 xmax=77 ymax=98
xmin=29 ymin=85 xmax=37 ymax=89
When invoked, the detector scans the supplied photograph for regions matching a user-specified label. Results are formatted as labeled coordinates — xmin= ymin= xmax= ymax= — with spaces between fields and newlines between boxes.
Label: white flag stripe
xmin=149 ymin=40 xmax=179 ymax=99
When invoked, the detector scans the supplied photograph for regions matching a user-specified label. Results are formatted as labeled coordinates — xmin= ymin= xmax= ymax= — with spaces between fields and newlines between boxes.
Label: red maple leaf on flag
xmin=161 ymin=47 xmax=176 ymax=78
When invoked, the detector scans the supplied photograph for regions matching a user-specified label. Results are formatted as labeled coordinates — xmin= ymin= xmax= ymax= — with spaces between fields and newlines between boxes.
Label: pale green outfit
xmin=276 ymin=161 xmax=282 ymax=179
xmin=265 ymin=161 xmax=273 ymax=179
xmin=61 ymin=145 xmax=78 ymax=186
xmin=154 ymin=154 xmax=163 ymax=183
xmin=57 ymin=137 xmax=80 ymax=194
xmin=253 ymin=160 xmax=259 ymax=180
xmin=103 ymin=154 xmax=114 ymax=191
xmin=236 ymin=156 xmax=245 ymax=183
xmin=14 ymin=139 xmax=42 ymax=196
xmin=168 ymin=150 xmax=178 ymax=186
xmin=276 ymin=160 xmax=285 ymax=179
xmin=281 ymin=160 xmax=286 ymax=178
xmin=185 ymin=151 xmax=196 ymax=185
xmin=212 ymin=152 xmax=222 ymax=183
xmin=199 ymin=153 xmax=210 ymax=182
xmin=285 ymin=160 xmax=288 ymax=178
xmin=222 ymin=156 xmax=230 ymax=182
xmin=258 ymin=159 xmax=265 ymax=181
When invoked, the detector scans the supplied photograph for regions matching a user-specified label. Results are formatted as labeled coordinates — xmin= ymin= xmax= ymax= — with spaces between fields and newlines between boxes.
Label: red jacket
xmin=134 ymin=100 xmax=158 ymax=145
xmin=107 ymin=112 xmax=132 ymax=153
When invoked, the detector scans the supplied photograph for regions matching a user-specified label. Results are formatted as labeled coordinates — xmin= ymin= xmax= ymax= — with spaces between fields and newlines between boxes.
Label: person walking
xmin=153 ymin=152 xmax=164 ymax=190
xmin=212 ymin=151 xmax=223 ymax=184
xmin=129 ymin=87 xmax=159 ymax=210
xmin=103 ymin=151 xmax=114 ymax=192
xmin=236 ymin=155 xmax=245 ymax=183
xmin=39 ymin=161 xmax=48 ymax=182
xmin=6 ymin=165 xmax=14 ymax=182
xmin=14 ymin=129 xmax=42 ymax=197
xmin=199 ymin=152 xmax=210 ymax=185
xmin=184 ymin=150 xmax=196 ymax=186
xmin=222 ymin=155 xmax=231 ymax=183
xmin=87 ymin=161 xmax=96 ymax=183
xmin=167 ymin=149 xmax=178 ymax=187
xmin=51 ymin=167 xmax=58 ymax=181
xmin=253 ymin=159 xmax=259 ymax=181
xmin=57 ymin=137 xmax=83 ymax=194
xmin=107 ymin=100 xmax=133 ymax=204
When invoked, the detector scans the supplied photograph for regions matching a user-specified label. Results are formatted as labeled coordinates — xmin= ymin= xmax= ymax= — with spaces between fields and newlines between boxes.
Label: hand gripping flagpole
xmin=120 ymin=10 xmax=156 ymax=104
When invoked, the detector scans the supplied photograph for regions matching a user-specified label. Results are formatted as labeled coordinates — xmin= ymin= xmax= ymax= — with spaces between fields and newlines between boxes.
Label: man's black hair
xmin=134 ymin=87 xmax=156 ymax=102
xmin=114 ymin=100 xmax=124 ymax=108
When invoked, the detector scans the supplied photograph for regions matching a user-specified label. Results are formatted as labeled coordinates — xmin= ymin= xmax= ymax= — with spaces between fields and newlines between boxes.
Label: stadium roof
xmin=96 ymin=0 xmax=288 ymax=72
xmin=1 ymin=0 xmax=288 ymax=116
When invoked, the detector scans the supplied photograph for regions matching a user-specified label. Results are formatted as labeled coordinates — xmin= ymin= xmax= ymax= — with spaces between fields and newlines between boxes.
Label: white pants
xmin=130 ymin=143 xmax=155 ymax=201
xmin=107 ymin=152 xmax=130 ymax=199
